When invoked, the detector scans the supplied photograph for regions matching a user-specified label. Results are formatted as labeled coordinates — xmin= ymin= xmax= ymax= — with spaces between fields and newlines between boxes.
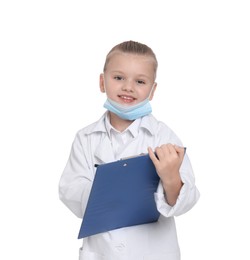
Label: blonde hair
xmin=103 ymin=40 xmax=158 ymax=77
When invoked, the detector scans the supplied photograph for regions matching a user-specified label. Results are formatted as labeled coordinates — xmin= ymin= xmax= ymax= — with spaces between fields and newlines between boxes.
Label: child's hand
xmin=148 ymin=144 xmax=185 ymax=183
xmin=148 ymin=144 xmax=185 ymax=205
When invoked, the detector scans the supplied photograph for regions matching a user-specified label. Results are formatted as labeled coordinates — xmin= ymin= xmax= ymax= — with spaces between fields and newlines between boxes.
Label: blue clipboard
xmin=78 ymin=153 xmax=160 ymax=238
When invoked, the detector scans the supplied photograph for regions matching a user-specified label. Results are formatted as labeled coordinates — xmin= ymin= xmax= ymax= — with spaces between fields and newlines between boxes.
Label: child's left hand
xmin=148 ymin=144 xmax=185 ymax=205
xmin=148 ymin=144 xmax=185 ymax=183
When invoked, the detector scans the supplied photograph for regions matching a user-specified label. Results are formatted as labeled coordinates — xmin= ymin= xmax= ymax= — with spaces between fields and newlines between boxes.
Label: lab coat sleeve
xmin=154 ymin=153 xmax=200 ymax=217
xmin=153 ymin=122 xmax=200 ymax=217
xmin=59 ymin=132 xmax=93 ymax=218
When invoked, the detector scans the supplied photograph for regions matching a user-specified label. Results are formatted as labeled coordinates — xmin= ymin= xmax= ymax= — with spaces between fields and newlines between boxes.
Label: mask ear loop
xmin=102 ymin=75 xmax=108 ymax=95
xmin=147 ymin=83 xmax=156 ymax=100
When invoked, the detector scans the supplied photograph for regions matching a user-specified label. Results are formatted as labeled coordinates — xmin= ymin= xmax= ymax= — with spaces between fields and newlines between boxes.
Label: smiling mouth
xmin=118 ymin=95 xmax=136 ymax=103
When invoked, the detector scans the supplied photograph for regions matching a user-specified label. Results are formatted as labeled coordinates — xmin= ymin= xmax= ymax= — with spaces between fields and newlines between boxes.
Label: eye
xmin=114 ymin=76 xmax=124 ymax=81
xmin=137 ymin=80 xmax=146 ymax=85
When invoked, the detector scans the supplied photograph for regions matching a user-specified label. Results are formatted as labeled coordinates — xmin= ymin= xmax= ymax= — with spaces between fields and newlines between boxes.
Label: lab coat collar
xmin=140 ymin=114 xmax=157 ymax=136
xmin=86 ymin=112 xmax=157 ymax=164
xmin=85 ymin=112 xmax=157 ymax=137
xmin=104 ymin=112 xmax=142 ymax=139
xmin=85 ymin=113 xmax=107 ymax=135
xmin=94 ymin=135 xmax=115 ymax=164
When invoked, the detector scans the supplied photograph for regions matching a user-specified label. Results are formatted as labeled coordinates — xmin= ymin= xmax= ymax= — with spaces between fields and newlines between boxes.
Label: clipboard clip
xmin=120 ymin=153 xmax=147 ymax=161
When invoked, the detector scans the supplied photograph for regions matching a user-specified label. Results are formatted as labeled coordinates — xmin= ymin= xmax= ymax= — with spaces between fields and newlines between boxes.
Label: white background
xmin=0 ymin=0 xmax=249 ymax=259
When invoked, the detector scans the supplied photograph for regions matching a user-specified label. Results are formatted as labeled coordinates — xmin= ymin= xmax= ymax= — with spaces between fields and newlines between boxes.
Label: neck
xmin=109 ymin=112 xmax=134 ymax=132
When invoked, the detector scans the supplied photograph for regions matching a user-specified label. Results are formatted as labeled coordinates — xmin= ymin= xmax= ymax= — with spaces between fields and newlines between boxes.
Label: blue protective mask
xmin=103 ymin=84 xmax=155 ymax=121
xmin=104 ymin=98 xmax=152 ymax=121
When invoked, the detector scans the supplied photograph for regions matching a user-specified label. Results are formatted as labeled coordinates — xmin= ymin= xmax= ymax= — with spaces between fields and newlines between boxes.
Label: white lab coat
xmin=59 ymin=113 xmax=200 ymax=260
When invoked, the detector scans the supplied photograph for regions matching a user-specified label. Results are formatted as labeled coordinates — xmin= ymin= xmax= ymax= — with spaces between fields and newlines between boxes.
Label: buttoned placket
xmin=110 ymin=129 xmax=133 ymax=160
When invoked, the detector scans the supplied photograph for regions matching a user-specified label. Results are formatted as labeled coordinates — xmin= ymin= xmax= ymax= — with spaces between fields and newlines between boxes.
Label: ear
xmin=99 ymin=73 xmax=105 ymax=93
xmin=149 ymin=82 xmax=157 ymax=101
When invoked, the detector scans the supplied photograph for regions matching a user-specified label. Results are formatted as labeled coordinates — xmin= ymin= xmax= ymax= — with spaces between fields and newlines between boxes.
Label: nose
xmin=122 ymin=81 xmax=134 ymax=92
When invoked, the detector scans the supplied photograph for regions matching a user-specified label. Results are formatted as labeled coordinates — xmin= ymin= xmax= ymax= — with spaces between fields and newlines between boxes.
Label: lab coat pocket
xmin=79 ymin=247 xmax=105 ymax=260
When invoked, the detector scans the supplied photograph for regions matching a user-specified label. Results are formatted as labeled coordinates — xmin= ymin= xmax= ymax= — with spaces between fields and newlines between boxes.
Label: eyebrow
xmin=110 ymin=71 xmax=151 ymax=79
xmin=136 ymin=74 xmax=151 ymax=79
xmin=110 ymin=70 xmax=125 ymax=74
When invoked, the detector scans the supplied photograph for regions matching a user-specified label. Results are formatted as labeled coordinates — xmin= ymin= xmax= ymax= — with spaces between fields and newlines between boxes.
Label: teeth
xmin=121 ymin=96 xmax=133 ymax=100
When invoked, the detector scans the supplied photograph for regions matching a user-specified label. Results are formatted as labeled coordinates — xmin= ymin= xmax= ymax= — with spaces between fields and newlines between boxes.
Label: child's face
xmin=100 ymin=52 xmax=157 ymax=105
